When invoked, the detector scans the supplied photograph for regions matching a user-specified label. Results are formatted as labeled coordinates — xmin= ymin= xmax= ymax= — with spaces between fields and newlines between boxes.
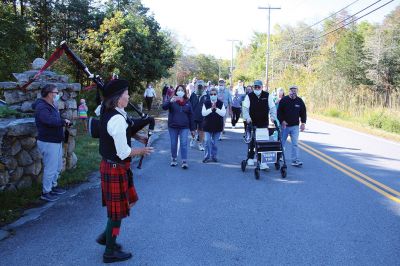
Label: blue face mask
xmin=254 ymin=90 xmax=262 ymax=96
xmin=210 ymin=95 xmax=217 ymax=102
xmin=176 ymin=91 xmax=185 ymax=97
xmin=54 ymin=94 xmax=61 ymax=102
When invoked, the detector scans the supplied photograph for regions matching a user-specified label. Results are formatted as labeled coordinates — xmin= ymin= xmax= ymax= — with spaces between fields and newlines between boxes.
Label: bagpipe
xmin=22 ymin=41 xmax=155 ymax=168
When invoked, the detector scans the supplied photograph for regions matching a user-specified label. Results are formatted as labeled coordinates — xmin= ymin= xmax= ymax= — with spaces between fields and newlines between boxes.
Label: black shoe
xmin=96 ymin=234 xmax=122 ymax=251
xmin=103 ymin=250 xmax=132 ymax=263
xmin=211 ymin=157 xmax=218 ymax=162
xmin=202 ymin=157 xmax=210 ymax=163
xmin=40 ymin=192 xmax=59 ymax=202
xmin=51 ymin=186 xmax=66 ymax=195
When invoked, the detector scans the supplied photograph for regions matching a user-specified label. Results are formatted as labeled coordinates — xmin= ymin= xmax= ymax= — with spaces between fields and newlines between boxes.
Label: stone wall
xmin=0 ymin=59 xmax=81 ymax=191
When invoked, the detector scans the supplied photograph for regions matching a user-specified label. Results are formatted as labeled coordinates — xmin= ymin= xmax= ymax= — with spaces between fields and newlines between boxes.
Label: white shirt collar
xmin=115 ymin=107 xmax=127 ymax=119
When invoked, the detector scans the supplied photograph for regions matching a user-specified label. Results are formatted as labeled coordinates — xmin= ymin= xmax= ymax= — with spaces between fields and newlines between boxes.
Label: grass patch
xmin=0 ymin=106 xmax=29 ymax=118
xmin=0 ymin=123 xmax=100 ymax=227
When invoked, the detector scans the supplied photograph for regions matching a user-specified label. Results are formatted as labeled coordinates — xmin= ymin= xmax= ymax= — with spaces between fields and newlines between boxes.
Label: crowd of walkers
xmin=161 ymin=77 xmax=307 ymax=169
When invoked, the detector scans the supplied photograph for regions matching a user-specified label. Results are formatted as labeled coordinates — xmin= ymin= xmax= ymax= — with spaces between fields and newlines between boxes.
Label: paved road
xmin=1 ymin=118 xmax=400 ymax=265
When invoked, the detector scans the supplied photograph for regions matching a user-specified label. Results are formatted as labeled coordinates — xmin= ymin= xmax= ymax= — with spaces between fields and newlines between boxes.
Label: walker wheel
xmin=241 ymin=160 xmax=247 ymax=172
xmin=255 ymin=167 xmax=260 ymax=180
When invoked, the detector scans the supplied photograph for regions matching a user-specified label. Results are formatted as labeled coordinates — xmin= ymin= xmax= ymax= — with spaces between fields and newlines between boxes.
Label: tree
xmin=0 ymin=3 xmax=37 ymax=80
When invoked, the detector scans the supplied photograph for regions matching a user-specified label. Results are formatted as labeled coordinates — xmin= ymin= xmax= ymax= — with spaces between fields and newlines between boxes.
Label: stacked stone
xmin=0 ymin=58 xmax=81 ymax=191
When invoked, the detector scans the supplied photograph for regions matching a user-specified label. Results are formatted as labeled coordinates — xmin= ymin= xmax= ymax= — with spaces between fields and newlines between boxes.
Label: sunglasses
xmin=254 ymin=85 xmax=261 ymax=89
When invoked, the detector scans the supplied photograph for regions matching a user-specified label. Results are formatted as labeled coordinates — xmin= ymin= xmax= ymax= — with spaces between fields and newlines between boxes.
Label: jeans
xmin=204 ymin=131 xmax=221 ymax=159
xmin=281 ymin=125 xmax=300 ymax=161
xmin=168 ymin=127 xmax=189 ymax=161
xmin=37 ymin=140 xmax=63 ymax=193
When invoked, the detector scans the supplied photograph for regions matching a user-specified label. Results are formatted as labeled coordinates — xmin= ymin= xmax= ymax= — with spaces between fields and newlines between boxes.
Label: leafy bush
xmin=0 ymin=106 xmax=28 ymax=118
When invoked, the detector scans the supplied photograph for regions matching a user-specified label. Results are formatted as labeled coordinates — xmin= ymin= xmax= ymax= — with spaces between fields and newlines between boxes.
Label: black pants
xmin=145 ymin=96 xmax=153 ymax=111
xmin=231 ymin=107 xmax=241 ymax=126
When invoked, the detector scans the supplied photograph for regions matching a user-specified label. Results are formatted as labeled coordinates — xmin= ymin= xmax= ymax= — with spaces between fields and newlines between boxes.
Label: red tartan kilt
xmin=100 ymin=160 xmax=139 ymax=221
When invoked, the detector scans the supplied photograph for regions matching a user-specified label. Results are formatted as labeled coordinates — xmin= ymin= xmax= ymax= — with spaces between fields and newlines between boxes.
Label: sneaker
xmin=291 ymin=160 xmax=303 ymax=167
xmin=96 ymin=233 xmax=122 ymax=251
xmin=181 ymin=162 xmax=188 ymax=169
xmin=170 ymin=158 xmax=178 ymax=167
xmin=198 ymin=143 xmax=205 ymax=151
xmin=247 ymin=159 xmax=255 ymax=166
xmin=40 ymin=192 xmax=59 ymax=202
xmin=202 ymin=157 xmax=210 ymax=163
xmin=51 ymin=187 xmax=66 ymax=195
xmin=232 ymin=125 xmax=236 ymax=129
xmin=190 ymin=139 xmax=196 ymax=148
xmin=103 ymin=250 xmax=132 ymax=264
xmin=260 ymin=162 xmax=270 ymax=170
xmin=211 ymin=157 xmax=218 ymax=163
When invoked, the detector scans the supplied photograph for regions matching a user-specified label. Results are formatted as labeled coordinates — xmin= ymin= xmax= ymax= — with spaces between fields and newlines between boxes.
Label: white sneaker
xmin=260 ymin=162 xmax=270 ymax=170
xmin=190 ymin=139 xmax=196 ymax=148
xmin=198 ymin=143 xmax=205 ymax=151
xmin=247 ymin=159 xmax=255 ymax=166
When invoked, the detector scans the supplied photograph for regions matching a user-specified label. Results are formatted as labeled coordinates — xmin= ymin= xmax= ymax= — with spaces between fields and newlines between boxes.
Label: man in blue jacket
xmin=33 ymin=84 xmax=71 ymax=201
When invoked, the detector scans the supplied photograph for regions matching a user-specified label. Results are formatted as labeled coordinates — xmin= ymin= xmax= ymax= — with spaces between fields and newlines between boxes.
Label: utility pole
xmin=258 ymin=5 xmax=281 ymax=90
xmin=227 ymin=39 xmax=239 ymax=87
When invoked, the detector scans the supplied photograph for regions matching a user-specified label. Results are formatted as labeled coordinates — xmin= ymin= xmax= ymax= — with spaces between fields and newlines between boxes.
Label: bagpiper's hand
xmin=281 ymin=121 xmax=288 ymax=129
xmin=141 ymin=146 xmax=154 ymax=156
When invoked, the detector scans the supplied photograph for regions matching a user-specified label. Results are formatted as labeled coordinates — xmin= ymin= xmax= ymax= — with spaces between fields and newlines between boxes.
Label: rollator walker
xmin=241 ymin=120 xmax=287 ymax=180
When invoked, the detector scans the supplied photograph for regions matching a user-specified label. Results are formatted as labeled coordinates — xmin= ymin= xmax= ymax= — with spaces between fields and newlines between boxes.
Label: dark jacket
xmin=189 ymin=92 xmax=207 ymax=122
xmin=99 ymin=109 xmax=131 ymax=163
xmin=249 ymin=91 xmax=270 ymax=128
xmin=277 ymin=96 xmax=307 ymax=126
xmin=162 ymin=99 xmax=195 ymax=130
xmin=202 ymin=99 xmax=224 ymax=132
xmin=33 ymin=99 xmax=66 ymax=143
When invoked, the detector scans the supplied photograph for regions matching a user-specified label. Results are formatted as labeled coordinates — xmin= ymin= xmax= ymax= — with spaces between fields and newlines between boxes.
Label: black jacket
xmin=277 ymin=96 xmax=307 ymax=126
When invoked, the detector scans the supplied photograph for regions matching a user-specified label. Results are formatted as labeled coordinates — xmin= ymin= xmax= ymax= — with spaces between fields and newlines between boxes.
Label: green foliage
xmin=0 ymin=3 xmax=37 ymax=80
xmin=0 ymin=106 xmax=29 ymax=118
xmin=367 ymin=110 xmax=400 ymax=134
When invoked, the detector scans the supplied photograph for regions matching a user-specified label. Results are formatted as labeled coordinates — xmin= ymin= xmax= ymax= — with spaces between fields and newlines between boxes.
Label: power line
xmin=285 ymin=0 xmax=394 ymax=51
xmin=307 ymin=0 xmax=362 ymax=29
xmin=327 ymin=0 xmax=382 ymax=32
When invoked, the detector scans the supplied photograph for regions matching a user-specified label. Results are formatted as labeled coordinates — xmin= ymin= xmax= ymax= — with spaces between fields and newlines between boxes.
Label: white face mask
xmin=176 ymin=91 xmax=185 ymax=97
xmin=254 ymin=90 xmax=262 ymax=96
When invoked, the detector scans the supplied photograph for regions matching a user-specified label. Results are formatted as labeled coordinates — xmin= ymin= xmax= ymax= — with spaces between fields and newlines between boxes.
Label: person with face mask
xmin=189 ymin=83 xmax=207 ymax=151
xmin=216 ymin=79 xmax=232 ymax=139
xmin=231 ymin=89 xmax=243 ymax=129
xmin=32 ymin=84 xmax=71 ymax=202
xmin=201 ymin=87 xmax=226 ymax=163
xmin=277 ymin=85 xmax=307 ymax=167
xmin=162 ymin=85 xmax=195 ymax=169
xmin=242 ymin=80 xmax=277 ymax=170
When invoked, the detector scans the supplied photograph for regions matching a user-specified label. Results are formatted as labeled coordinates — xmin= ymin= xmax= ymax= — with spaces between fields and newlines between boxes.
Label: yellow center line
xmin=298 ymin=143 xmax=400 ymax=203
xmin=299 ymin=141 xmax=400 ymax=198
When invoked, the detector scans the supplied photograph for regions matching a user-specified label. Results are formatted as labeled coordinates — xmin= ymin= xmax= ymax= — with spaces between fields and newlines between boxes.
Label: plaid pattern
xmin=100 ymin=160 xmax=139 ymax=221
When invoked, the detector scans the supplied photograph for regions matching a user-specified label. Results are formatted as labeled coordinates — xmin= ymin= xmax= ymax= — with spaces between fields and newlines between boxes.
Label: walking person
xmin=97 ymin=79 xmax=154 ymax=263
xmin=216 ymin=78 xmax=232 ymax=139
xmin=162 ymin=85 xmax=195 ymax=169
xmin=189 ymin=83 xmax=207 ymax=151
xmin=202 ymin=87 xmax=226 ymax=163
xmin=277 ymin=85 xmax=307 ymax=167
xmin=274 ymin=87 xmax=285 ymax=109
xmin=143 ymin=83 xmax=156 ymax=111
xmin=243 ymin=85 xmax=253 ymax=137
xmin=242 ymin=80 xmax=277 ymax=170
xmin=231 ymin=88 xmax=243 ymax=129
xmin=33 ymin=84 xmax=70 ymax=202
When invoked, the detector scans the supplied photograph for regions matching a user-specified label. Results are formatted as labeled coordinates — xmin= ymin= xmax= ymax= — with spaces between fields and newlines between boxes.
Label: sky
xmin=141 ymin=0 xmax=399 ymax=59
